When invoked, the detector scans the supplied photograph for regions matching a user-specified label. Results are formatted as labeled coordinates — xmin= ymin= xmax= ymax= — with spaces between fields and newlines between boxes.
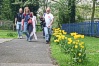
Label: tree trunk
xmin=91 ymin=0 xmax=96 ymax=22
xmin=91 ymin=0 xmax=96 ymax=36
xmin=68 ymin=0 xmax=71 ymax=23
xmin=68 ymin=0 xmax=76 ymax=23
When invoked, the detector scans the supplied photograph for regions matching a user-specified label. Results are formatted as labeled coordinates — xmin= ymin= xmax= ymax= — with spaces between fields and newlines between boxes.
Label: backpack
xmin=28 ymin=18 xmax=32 ymax=24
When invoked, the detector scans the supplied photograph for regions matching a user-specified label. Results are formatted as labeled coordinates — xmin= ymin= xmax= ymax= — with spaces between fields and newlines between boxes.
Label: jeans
xmin=43 ymin=27 xmax=45 ymax=37
xmin=23 ymin=22 xmax=29 ymax=39
xmin=16 ymin=22 xmax=22 ymax=37
xmin=44 ymin=27 xmax=52 ymax=42
xmin=27 ymin=24 xmax=33 ymax=35
xmin=27 ymin=24 xmax=33 ymax=40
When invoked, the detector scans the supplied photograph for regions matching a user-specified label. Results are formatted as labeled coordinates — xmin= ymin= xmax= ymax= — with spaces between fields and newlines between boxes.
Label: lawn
xmin=0 ymin=30 xmax=17 ymax=38
xmin=50 ymin=35 xmax=99 ymax=66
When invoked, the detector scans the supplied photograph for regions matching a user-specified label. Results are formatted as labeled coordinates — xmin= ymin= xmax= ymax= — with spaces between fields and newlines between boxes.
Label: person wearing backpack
xmin=40 ymin=16 xmax=46 ymax=38
xmin=22 ymin=7 xmax=32 ymax=41
xmin=15 ymin=8 xmax=24 ymax=39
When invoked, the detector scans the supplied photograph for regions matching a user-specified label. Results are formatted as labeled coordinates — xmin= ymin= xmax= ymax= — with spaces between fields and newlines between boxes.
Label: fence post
xmin=97 ymin=22 xmax=99 ymax=37
xmin=91 ymin=22 xmax=94 ymax=36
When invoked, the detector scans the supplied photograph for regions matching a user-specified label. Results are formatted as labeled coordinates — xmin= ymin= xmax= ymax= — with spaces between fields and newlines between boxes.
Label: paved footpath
xmin=0 ymin=33 xmax=57 ymax=66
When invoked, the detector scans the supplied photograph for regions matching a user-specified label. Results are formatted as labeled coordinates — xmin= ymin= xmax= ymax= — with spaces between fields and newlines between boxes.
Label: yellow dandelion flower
xmin=58 ymin=37 xmax=61 ymax=41
xmin=70 ymin=33 xmax=77 ymax=36
xmin=54 ymin=39 xmax=59 ymax=42
xmin=65 ymin=37 xmax=67 ymax=39
xmin=68 ymin=38 xmax=72 ymax=42
xmin=61 ymin=35 xmax=65 ymax=40
xmin=81 ymin=46 xmax=84 ymax=48
xmin=54 ymin=40 xmax=57 ymax=42
xmin=81 ymin=35 xmax=84 ymax=38
xmin=63 ymin=32 xmax=67 ymax=34
xmin=75 ymin=45 xmax=78 ymax=48
xmin=78 ymin=59 xmax=82 ymax=62
xmin=70 ymin=33 xmax=74 ymax=36
xmin=55 ymin=35 xmax=59 ymax=37
xmin=57 ymin=28 xmax=60 ymax=30
xmin=79 ymin=42 xmax=84 ymax=46
xmin=77 ymin=40 xmax=80 ymax=42
xmin=74 ymin=35 xmax=78 ymax=39
xmin=68 ymin=38 xmax=72 ymax=41
xmin=68 ymin=42 xmax=71 ymax=44
xmin=78 ymin=53 xmax=81 ymax=56
xmin=76 ymin=42 xmax=78 ymax=44
xmin=74 ymin=35 xmax=81 ymax=39
xmin=58 ymin=36 xmax=62 ymax=39
xmin=73 ymin=41 xmax=76 ymax=44
xmin=81 ymin=42 xmax=84 ymax=44
xmin=62 ymin=30 xmax=64 ymax=32
xmin=62 ymin=30 xmax=65 ymax=32
xmin=59 ymin=30 xmax=61 ymax=32
xmin=78 ymin=35 xmax=81 ymax=37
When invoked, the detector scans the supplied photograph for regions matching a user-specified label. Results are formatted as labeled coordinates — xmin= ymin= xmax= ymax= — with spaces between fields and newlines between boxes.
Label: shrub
xmin=7 ymin=32 xmax=16 ymax=37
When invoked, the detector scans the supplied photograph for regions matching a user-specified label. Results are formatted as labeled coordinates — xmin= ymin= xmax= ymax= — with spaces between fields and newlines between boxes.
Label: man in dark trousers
xmin=40 ymin=16 xmax=46 ymax=38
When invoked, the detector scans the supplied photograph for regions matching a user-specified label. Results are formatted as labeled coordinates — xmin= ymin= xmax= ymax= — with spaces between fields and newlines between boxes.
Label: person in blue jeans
xmin=22 ymin=7 xmax=32 ymax=41
xmin=44 ymin=7 xmax=54 ymax=44
xmin=15 ymin=8 xmax=24 ymax=39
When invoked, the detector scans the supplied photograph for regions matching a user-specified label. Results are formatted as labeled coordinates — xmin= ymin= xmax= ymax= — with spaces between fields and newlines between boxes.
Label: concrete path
xmin=0 ymin=39 xmax=12 ymax=43
xmin=0 ymin=33 xmax=56 ymax=66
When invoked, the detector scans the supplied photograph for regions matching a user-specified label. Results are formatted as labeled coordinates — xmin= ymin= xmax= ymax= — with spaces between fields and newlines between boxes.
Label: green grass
xmin=0 ymin=30 xmax=17 ymax=38
xmin=50 ymin=36 xmax=99 ymax=66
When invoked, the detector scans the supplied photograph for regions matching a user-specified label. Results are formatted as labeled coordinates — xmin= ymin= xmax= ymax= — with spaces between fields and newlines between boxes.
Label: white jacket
xmin=32 ymin=16 xmax=37 ymax=32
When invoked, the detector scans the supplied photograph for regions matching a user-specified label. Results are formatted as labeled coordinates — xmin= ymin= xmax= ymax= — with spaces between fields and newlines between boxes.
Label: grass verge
xmin=0 ymin=30 xmax=17 ymax=38
xmin=50 ymin=35 xmax=99 ymax=66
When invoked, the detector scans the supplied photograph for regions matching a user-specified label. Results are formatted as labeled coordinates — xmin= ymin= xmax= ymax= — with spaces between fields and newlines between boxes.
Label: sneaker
xmin=28 ymin=39 xmax=31 ymax=42
xmin=43 ymin=36 xmax=45 ymax=38
xmin=35 ymin=38 xmax=37 ymax=40
xmin=46 ymin=42 xmax=50 ymax=44
xmin=28 ymin=37 xmax=31 ymax=42
xmin=20 ymin=36 xmax=23 ymax=39
xmin=26 ymin=37 xmax=29 ymax=41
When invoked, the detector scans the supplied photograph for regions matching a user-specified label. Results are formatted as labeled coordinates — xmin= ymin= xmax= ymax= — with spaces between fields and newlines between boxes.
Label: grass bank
xmin=51 ymin=36 xmax=99 ymax=66
xmin=0 ymin=30 xmax=17 ymax=38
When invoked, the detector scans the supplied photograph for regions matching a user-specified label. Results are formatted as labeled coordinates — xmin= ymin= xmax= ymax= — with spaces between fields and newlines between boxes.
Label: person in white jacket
xmin=29 ymin=12 xmax=37 ymax=41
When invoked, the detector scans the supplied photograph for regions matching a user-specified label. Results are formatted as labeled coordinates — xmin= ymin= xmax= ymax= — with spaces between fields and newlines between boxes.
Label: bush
xmin=7 ymin=32 xmax=17 ymax=37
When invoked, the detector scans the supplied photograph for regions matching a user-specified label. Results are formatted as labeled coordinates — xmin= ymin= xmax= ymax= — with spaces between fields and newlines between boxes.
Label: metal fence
xmin=62 ymin=22 xmax=99 ymax=36
xmin=0 ymin=20 xmax=14 ymax=30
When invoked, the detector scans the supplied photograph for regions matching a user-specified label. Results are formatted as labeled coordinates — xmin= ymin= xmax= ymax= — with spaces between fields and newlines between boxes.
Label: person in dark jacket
xmin=15 ymin=8 xmax=24 ymax=39
xmin=40 ymin=16 xmax=46 ymax=38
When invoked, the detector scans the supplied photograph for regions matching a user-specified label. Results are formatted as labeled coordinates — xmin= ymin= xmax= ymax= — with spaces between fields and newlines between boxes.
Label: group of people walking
xmin=15 ymin=7 xmax=54 ymax=44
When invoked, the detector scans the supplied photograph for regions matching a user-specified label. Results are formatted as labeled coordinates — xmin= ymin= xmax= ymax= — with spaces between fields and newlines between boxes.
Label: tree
xmin=70 ymin=0 xmax=76 ymax=23
xmin=50 ymin=0 xmax=70 ymax=28
xmin=38 ymin=0 xmax=49 ymax=12
xmin=1 ymin=0 xmax=12 ymax=20
xmin=68 ymin=0 xmax=76 ymax=23
xmin=0 ymin=0 xmax=3 ymax=19
xmin=91 ymin=0 xmax=97 ymax=22
xmin=12 ymin=0 xmax=39 ymax=16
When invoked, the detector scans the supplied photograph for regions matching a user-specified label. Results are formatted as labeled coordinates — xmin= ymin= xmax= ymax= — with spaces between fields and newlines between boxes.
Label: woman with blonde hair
xmin=22 ymin=7 xmax=32 ymax=41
